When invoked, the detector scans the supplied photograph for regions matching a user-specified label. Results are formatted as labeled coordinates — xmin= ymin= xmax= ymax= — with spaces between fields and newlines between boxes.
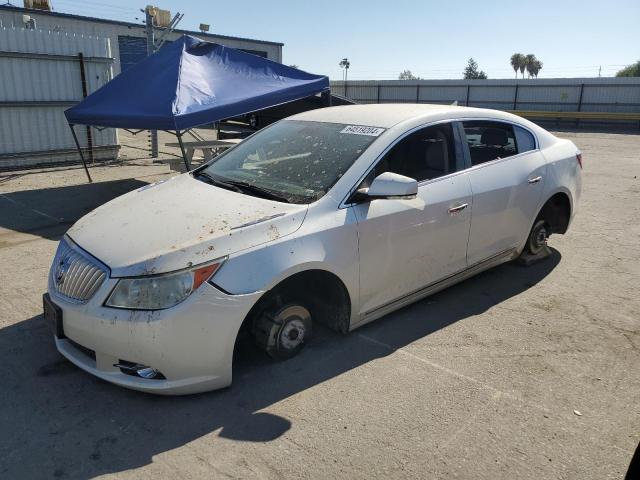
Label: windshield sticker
xmin=340 ymin=125 xmax=385 ymax=137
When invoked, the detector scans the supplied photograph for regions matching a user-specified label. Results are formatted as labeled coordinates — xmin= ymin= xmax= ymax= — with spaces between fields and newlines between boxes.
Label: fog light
xmin=136 ymin=367 xmax=160 ymax=379
xmin=114 ymin=361 xmax=165 ymax=380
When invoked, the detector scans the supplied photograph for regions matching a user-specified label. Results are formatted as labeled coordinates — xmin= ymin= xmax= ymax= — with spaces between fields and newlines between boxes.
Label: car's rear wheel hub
xmin=529 ymin=220 xmax=548 ymax=254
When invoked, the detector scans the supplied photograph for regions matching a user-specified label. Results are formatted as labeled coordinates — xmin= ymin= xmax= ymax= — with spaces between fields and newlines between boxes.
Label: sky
xmin=25 ymin=0 xmax=640 ymax=80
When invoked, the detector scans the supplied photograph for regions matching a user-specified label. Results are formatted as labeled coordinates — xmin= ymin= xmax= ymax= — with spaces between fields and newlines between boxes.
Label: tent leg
xmin=176 ymin=131 xmax=190 ymax=171
xmin=69 ymin=124 xmax=93 ymax=183
xmin=322 ymin=89 xmax=332 ymax=107
xmin=320 ymin=90 xmax=332 ymax=107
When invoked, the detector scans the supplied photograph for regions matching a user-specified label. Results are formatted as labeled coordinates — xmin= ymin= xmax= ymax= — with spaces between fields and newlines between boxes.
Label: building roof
xmin=0 ymin=4 xmax=284 ymax=46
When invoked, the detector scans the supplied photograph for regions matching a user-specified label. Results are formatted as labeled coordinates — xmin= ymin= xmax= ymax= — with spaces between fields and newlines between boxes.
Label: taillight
xmin=576 ymin=152 xmax=583 ymax=169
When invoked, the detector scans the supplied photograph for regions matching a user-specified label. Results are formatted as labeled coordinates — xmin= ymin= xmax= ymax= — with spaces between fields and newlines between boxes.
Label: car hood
xmin=67 ymin=174 xmax=308 ymax=277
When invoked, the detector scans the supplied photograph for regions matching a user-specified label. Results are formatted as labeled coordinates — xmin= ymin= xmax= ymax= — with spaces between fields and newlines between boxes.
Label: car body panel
xmin=540 ymin=138 xmax=582 ymax=222
xmin=465 ymin=150 xmax=548 ymax=264
xmin=353 ymin=173 xmax=473 ymax=314
xmin=52 ymin=279 xmax=262 ymax=395
xmin=213 ymin=199 xmax=361 ymax=313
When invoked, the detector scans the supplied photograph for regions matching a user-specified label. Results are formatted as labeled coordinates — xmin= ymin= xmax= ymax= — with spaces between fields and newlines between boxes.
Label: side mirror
xmin=352 ymin=172 xmax=418 ymax=202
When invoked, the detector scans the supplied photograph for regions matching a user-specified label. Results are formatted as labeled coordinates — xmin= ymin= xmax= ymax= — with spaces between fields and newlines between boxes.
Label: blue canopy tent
xmin=65 ymin=35 xmax=330 ymax=181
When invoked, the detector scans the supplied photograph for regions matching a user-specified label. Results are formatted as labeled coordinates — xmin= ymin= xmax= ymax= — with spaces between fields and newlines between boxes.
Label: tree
xmin=616 ymin=60 xmax=640 ymax=77
xmin=524 ymin=54 xmax=537 ymax=78
xmin=463 ymin=58 xmax=487 ymax=79
xmin=510 ymin=53 xmax=525 ymax=79
xmin=339 ymin=58 xmax=351 ymax=81
xmin=398 ymin=69 xmax=421 ymax=80
xmin=530 ymin=59 xmax=543 ymax=78
xmin=518 ymin=57 xmax=527 ymax=78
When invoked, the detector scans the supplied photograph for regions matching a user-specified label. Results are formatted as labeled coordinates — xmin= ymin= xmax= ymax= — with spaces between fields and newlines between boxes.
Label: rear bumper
xmin=48 ymin=281 xmax=262 ymax=395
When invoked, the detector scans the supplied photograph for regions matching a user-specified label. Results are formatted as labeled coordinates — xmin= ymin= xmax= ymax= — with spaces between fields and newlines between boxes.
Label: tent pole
xmin=69 ymin=124 xmax=93 ymax=183
xmin=176 ymin=131 xmax=190 ymax=171
xmin=322 ymin=89 xmax=332 ymax=107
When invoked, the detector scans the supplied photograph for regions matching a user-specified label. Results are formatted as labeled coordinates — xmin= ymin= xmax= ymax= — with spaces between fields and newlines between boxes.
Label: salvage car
xmin=44 ymin=104 xmax=582 ymax=394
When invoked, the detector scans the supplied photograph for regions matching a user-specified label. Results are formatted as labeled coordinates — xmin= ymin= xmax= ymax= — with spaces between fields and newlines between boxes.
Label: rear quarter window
xmin=514 ymin=126 xmax=536 ymax=153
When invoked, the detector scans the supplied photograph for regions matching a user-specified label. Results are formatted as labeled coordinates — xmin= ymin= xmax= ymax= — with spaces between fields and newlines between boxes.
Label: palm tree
xmin=339 ymin=58 xmax=351 ymax=82
xmin=524 ymin=54 xmax=537 ymax=78
xmin=510 ymin=53 xmax=525 ymax=79
xmin=531 ymin=59 xmax=543 ymax=78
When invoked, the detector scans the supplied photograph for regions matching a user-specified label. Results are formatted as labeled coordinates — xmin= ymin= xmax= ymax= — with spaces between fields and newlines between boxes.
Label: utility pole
xmin=145 ymin=6 xmax=159 ymax=158
xmin=598 ymin=65 xmax=602 ymax=77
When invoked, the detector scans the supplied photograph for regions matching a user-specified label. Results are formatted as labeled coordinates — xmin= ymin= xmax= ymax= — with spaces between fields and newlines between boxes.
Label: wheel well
xmin=537 ymin=192 xmax=571 ymax=234
xmin=239 ymin=270 xmax=352 ymax=341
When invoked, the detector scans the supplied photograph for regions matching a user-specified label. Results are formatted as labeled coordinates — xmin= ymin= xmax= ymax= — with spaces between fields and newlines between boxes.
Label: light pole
xmin=339 ymin=58 xmax=350 ymax=82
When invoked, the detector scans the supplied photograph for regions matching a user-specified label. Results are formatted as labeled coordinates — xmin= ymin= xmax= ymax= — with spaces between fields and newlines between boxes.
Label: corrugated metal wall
xmin=117 ymin=35 xmax=150 ymax=72
xmin=0 ymin=8 xmax=283 ymax=76
xmin=0 ymin=27 xmax=117 ymax=170
xmin=331 ymin=78 xmax=640 ymax=116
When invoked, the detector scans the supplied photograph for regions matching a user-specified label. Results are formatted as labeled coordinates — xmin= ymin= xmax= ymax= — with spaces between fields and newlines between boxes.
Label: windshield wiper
xmin=196 ymin=171 xmax=290 ymax=203
xmin=220 ymin=179 xmax=291 ymax=203
xmin=195 ymin=171 xmax=243 ymax=193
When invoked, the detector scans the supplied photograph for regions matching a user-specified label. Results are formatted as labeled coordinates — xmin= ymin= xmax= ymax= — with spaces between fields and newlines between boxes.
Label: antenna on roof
xmin=144 ymin=5 xmax=183 ymax=158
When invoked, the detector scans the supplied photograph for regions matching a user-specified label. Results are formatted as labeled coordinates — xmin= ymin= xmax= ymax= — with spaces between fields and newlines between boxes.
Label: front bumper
xmin=47 ymin=279 xmax=262 ymax=395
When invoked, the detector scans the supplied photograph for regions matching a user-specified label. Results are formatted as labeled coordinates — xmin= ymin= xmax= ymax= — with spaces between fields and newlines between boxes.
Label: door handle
xmin=448 ymin=203 xmax=468 ymax=214
xmin=528 ymin=176 xmax=542 ymax=184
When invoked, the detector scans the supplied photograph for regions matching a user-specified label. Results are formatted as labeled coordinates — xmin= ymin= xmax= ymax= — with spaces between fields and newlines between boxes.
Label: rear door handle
xmin=528 ymin=176 xmax=542 ymax=184
xmin=448 ymin=203 xmax=468 ymax=214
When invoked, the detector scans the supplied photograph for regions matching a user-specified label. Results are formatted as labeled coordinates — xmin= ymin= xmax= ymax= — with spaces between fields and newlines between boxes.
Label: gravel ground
xmin=0 ymin=130 xmax=638 ymax=479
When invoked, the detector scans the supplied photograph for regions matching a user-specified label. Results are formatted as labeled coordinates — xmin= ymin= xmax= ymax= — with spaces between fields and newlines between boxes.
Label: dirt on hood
xmin=67 ymin=174 xmax=308 ymax=277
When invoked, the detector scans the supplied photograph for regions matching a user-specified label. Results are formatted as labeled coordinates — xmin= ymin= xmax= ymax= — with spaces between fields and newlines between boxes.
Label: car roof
xmin=288 ymin=103 xmax=521 ymax=129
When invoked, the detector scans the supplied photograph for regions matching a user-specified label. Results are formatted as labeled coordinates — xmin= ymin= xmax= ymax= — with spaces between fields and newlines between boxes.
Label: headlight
xmin=105 ymin=261 xmax=223 ymax=310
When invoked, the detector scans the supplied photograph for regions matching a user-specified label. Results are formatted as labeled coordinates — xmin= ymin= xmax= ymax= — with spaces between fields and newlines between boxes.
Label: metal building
xmin=0 ymin=4 xmax=283 ymax=170
xmin=0 ymin=5 xmax=283 ymax=76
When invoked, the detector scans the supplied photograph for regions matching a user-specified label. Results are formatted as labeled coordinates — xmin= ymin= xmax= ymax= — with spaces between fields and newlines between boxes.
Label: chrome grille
xmin=50 ymin=238 xmax=107 ymax=303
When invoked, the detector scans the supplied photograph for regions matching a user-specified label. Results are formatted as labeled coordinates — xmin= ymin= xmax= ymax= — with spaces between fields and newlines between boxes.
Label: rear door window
xmin=462 ymin=121 xmax=518 ymax=166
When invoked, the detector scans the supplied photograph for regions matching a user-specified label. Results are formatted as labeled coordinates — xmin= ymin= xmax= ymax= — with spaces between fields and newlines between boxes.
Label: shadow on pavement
xmin=0 ymin=179 xmax=148 ymax=241
xmin=0 ymin=250 xmax=560 ymax=478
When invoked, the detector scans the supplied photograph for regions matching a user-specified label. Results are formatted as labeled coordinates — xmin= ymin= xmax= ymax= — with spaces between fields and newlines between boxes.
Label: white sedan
xmin=44 ymin=104 xmax=582 ymax=394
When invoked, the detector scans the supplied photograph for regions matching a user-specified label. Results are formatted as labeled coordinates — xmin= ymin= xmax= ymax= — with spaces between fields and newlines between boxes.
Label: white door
xmin=353 ymin=122 xmax=473 ymax=315
xmin=461 ymin=121 xmax=547 ymax=265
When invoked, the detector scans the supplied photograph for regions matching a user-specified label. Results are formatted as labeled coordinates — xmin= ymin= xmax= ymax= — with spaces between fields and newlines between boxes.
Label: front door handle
xmin=448 ymin=203 xmax=468 ymax=215
xmin=528 ymin=176 xmax=542 ymax=184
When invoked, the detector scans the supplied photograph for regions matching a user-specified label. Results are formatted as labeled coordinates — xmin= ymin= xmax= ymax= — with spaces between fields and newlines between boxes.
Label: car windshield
xmin=197 ymin=120 xmax=381 ymax=204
